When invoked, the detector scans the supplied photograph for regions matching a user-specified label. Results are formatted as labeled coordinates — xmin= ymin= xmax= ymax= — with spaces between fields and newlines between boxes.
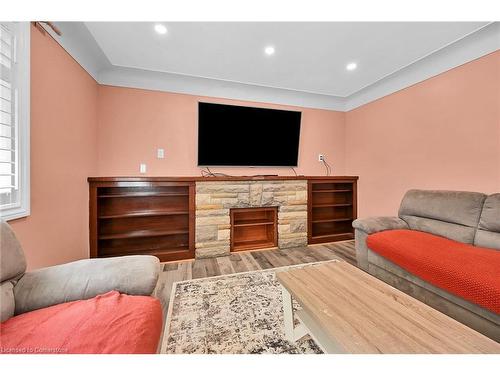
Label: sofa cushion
xmin=0 ymin=291 xmax=162 ymax=354
xmin=474 ymin=230 xmax=500 ymax=251
xmin=0 ymin=220 xmax=27 ymax=283
xmin=366 ymin=229 xmax=500 ymax=314
xmin=14 ymin=255 xmax=160 ymax=315
xmin=474 ymin=193 xmax=500 ymax=250
xmin=479 ymin=193 xmax=500 ymax=232
xmin=398 ymin=190 xmax=486 ymax=244
xmin=0 ymin=281 xmax=15 ymax=322
xmin=398 ymin=216 xmax=477 ymax=244
xmin=352 ymin=216 xmax=409 ymax=234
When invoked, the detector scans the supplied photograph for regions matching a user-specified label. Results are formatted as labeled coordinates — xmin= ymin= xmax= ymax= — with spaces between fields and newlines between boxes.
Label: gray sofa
xmin=353 ymin=189 xmax=500 ymax=342
xmin=1 ymin=220 xmax=160 ymax=322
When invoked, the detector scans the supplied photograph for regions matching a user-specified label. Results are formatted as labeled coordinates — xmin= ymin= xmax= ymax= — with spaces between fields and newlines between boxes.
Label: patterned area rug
xmin=161 ymin=262 xmax=334 ymax=354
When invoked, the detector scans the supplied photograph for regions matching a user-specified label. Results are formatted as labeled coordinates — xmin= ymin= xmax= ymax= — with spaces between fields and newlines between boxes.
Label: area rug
xmin=161 ymin=261 xmax=337 ymax=354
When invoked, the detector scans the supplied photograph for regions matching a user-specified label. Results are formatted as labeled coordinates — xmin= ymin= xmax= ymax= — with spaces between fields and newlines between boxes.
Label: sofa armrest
xmin=13 ymin=255 xmax=160 ymax=315
xmin=353 ymin=217 xmax=408 ymax=270
xmin=352 ymin=216 xmax=409 ymax=235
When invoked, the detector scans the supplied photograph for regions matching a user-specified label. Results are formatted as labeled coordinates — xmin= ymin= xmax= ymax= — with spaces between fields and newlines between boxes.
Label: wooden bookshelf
xmin=89 ymin=181 xmax=195 ymax=262
xmin=230 ymin=207 xmax=278 ymax=252
xmin=89 ymin=176 xmax=358 ymax=261
xmin=308 ymin=179 xmax=357 ymax=244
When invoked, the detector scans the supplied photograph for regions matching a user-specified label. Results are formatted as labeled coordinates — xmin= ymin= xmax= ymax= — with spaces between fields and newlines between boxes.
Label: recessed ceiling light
xmin=264 ymin=46 xmax=275 ymax=56
xmin=154 ymin=24 xmax=167 ymax=35
xmin=346 ymin=62 xmax=357 ymax=71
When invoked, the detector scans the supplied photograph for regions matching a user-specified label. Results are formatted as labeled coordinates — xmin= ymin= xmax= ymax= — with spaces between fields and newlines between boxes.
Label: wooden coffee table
xmin=276 ymin=260 xmax=500 ymax=354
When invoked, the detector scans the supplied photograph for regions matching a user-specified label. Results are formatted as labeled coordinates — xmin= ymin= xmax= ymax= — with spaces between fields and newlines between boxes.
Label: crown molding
xmin=97 ymin=66 xmax=347 ymax=111
xmin=39 ymin=22 xmax=499 ymax=112
xmin=344 ymin=22 xmax=500 ymax=111
xmin=40 ymin=21 xmax=112 ymax=81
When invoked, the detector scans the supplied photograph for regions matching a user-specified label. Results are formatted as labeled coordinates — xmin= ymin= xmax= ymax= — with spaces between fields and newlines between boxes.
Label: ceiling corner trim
xmin=97 ymin=67 xmax=347 ymax=111
xmin=37 ymin=21 xmax=499 ymax=113
xmin=345 ymin=22 xmax=500 ymax=111
xmin=40 ymin=22 xmax=112 ymax=81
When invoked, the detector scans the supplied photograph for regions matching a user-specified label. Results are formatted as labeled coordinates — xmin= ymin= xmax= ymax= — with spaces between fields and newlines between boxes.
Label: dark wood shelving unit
xmin=233 ymin=219 xmax=275 ymax=227
xmin=98 ymin=229 xmax=190 ymax=240
xmin=98 ymin=192 xmax=189 ymax=198
xmin=230 ymin=207 xmax=278 ymax=252
xmin=312 ymin=203 xmax=353 ymax=208
xmin=98 ymin=210 xmax=189 ymax=219
xmin=89 ymin=176 xmax=358 ymax=261
xmin=309 ymin=233 xmax=355 ymax=240
xmin=308 ymin=178 xmax=357 ymax=244
xmin=311 ymin=189 xmax=352 ymax=193
xmin=89 ymin=180 xmax=195 ymax=262
xmin=311 ymin=218 xmax=353 ymax=224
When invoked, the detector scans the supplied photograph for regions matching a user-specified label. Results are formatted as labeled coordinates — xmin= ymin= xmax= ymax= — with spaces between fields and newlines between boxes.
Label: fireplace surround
xmin=195 ymin=180 xmax=308 ymax=258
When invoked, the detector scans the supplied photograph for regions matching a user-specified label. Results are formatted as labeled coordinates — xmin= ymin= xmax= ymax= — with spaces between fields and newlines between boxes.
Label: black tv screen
xmin=198 ymin=102 xmax=301 ymax=167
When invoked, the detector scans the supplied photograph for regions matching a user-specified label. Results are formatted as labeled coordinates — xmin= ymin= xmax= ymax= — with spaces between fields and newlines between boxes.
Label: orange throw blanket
xmin=0 ymin=291 xmax=162 ymax=354
xmin=367 ymin=229 xmax=500 ymax=314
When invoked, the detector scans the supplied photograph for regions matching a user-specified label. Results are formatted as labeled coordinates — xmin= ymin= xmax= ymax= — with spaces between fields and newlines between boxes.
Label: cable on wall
xmin=321 ymin=157 xmax=332 ymax=176
xmin=200 ymin=167 xmax=231 ymax=177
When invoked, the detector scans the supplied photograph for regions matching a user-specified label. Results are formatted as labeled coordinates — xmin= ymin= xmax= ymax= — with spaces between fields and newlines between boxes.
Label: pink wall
xmin=96 ymin=86 xmax=346 ymax=177
xmin=346 ymin=51 xmax=500 ymax=217
xmin=9 ymin=25 xmax=98 ymax=269
xmin=9 ymin=26 xmax=499 ymax=269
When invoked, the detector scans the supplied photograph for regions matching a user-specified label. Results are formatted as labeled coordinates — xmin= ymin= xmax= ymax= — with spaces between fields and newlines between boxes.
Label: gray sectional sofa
xmin=1 ymin=220 xmax=160 ymax=322
xmin=353 ymin=189 xmax=500 ymax=342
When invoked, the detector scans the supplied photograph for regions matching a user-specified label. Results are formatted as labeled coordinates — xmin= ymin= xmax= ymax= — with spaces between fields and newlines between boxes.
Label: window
xmin=0 ymin=22 xmax=29 ymax=221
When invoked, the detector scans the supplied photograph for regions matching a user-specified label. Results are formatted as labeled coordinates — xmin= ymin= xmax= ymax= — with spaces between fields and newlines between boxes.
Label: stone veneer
xmin=195 ymin=180 xmax=308 ymax=258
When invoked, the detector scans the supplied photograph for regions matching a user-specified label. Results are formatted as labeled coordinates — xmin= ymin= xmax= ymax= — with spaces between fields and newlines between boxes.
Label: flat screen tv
xmin=198 ymin=102 xmax=301 ymax=167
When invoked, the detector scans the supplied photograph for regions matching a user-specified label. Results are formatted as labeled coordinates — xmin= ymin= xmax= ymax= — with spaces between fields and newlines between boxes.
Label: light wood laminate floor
xmin=154 ymin=241 xmax=356 ymax=318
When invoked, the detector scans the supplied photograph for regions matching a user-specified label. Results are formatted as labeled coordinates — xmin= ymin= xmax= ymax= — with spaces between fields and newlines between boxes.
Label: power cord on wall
xmin=200 ymin=168 xmax=214 ymax=177
xmin=200 ymin=167 xmax=231 ymax=177
xmin=321 ymin=157 xmax=332 ymax=176
xmin=201 ymin=167 xmax=300 ymax=178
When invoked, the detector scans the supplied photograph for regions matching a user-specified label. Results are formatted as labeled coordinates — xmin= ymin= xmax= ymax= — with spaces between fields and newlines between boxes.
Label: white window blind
xmin=0 ymin=24 xmax=18 ymax=207
xmin=0 ymin=22 xmax=29 ymax=221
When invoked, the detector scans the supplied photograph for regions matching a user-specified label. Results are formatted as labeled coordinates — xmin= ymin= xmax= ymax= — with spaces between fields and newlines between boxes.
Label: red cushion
xmin=0 ymin=291 xmax=162 ymax=354
xmin=367 ymin=229 xmax=500 ymax=314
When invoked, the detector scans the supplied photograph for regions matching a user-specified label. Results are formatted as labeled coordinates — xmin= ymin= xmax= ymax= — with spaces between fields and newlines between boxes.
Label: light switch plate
xmin=140 ymin=163 xmax=147 ymax=173
xmin=157 ymin=148 xmax=165 ymax=159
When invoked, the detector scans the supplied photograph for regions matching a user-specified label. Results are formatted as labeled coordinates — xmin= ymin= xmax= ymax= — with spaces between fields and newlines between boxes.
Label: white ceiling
xmin=85 ymin=22 xmax=489 ymax=97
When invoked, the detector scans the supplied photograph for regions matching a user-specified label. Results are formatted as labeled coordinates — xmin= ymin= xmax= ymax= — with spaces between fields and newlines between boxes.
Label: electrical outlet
xmin=318 ymin=154 xmax=324 ymax=162
xmin=140 ymin=163 xmax=147 ymax=173
xmin=157 ymin=148 xmax=165 ymax=159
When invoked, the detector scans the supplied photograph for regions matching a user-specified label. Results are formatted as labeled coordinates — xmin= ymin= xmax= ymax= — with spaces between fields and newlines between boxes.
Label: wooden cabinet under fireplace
xmin=230 ymin=207 xmax=278 ymax=252
xmin=89 ymin=179 xmax=195 ymax=262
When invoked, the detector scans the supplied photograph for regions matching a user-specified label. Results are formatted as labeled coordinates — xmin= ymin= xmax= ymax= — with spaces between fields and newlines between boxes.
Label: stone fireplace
xmin=195 ymin=180 xmax=308 ymax=258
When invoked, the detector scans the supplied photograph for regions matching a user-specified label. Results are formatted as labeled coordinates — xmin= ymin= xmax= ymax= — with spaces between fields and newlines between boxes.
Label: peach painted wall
xmin=346 ymin=51 xmax=500 ymax=217
xmin=9 ymin=25 xmax=499 ymax=269
xmin=9 ymin=25 xmax=98 ymax=269
xmin=96 ymin=86 xmax=346 ymax=177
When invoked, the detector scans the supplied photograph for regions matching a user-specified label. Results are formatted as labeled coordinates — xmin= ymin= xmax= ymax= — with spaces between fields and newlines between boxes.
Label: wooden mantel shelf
xmin=88 ymin=176 xmax=359 ymax=182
